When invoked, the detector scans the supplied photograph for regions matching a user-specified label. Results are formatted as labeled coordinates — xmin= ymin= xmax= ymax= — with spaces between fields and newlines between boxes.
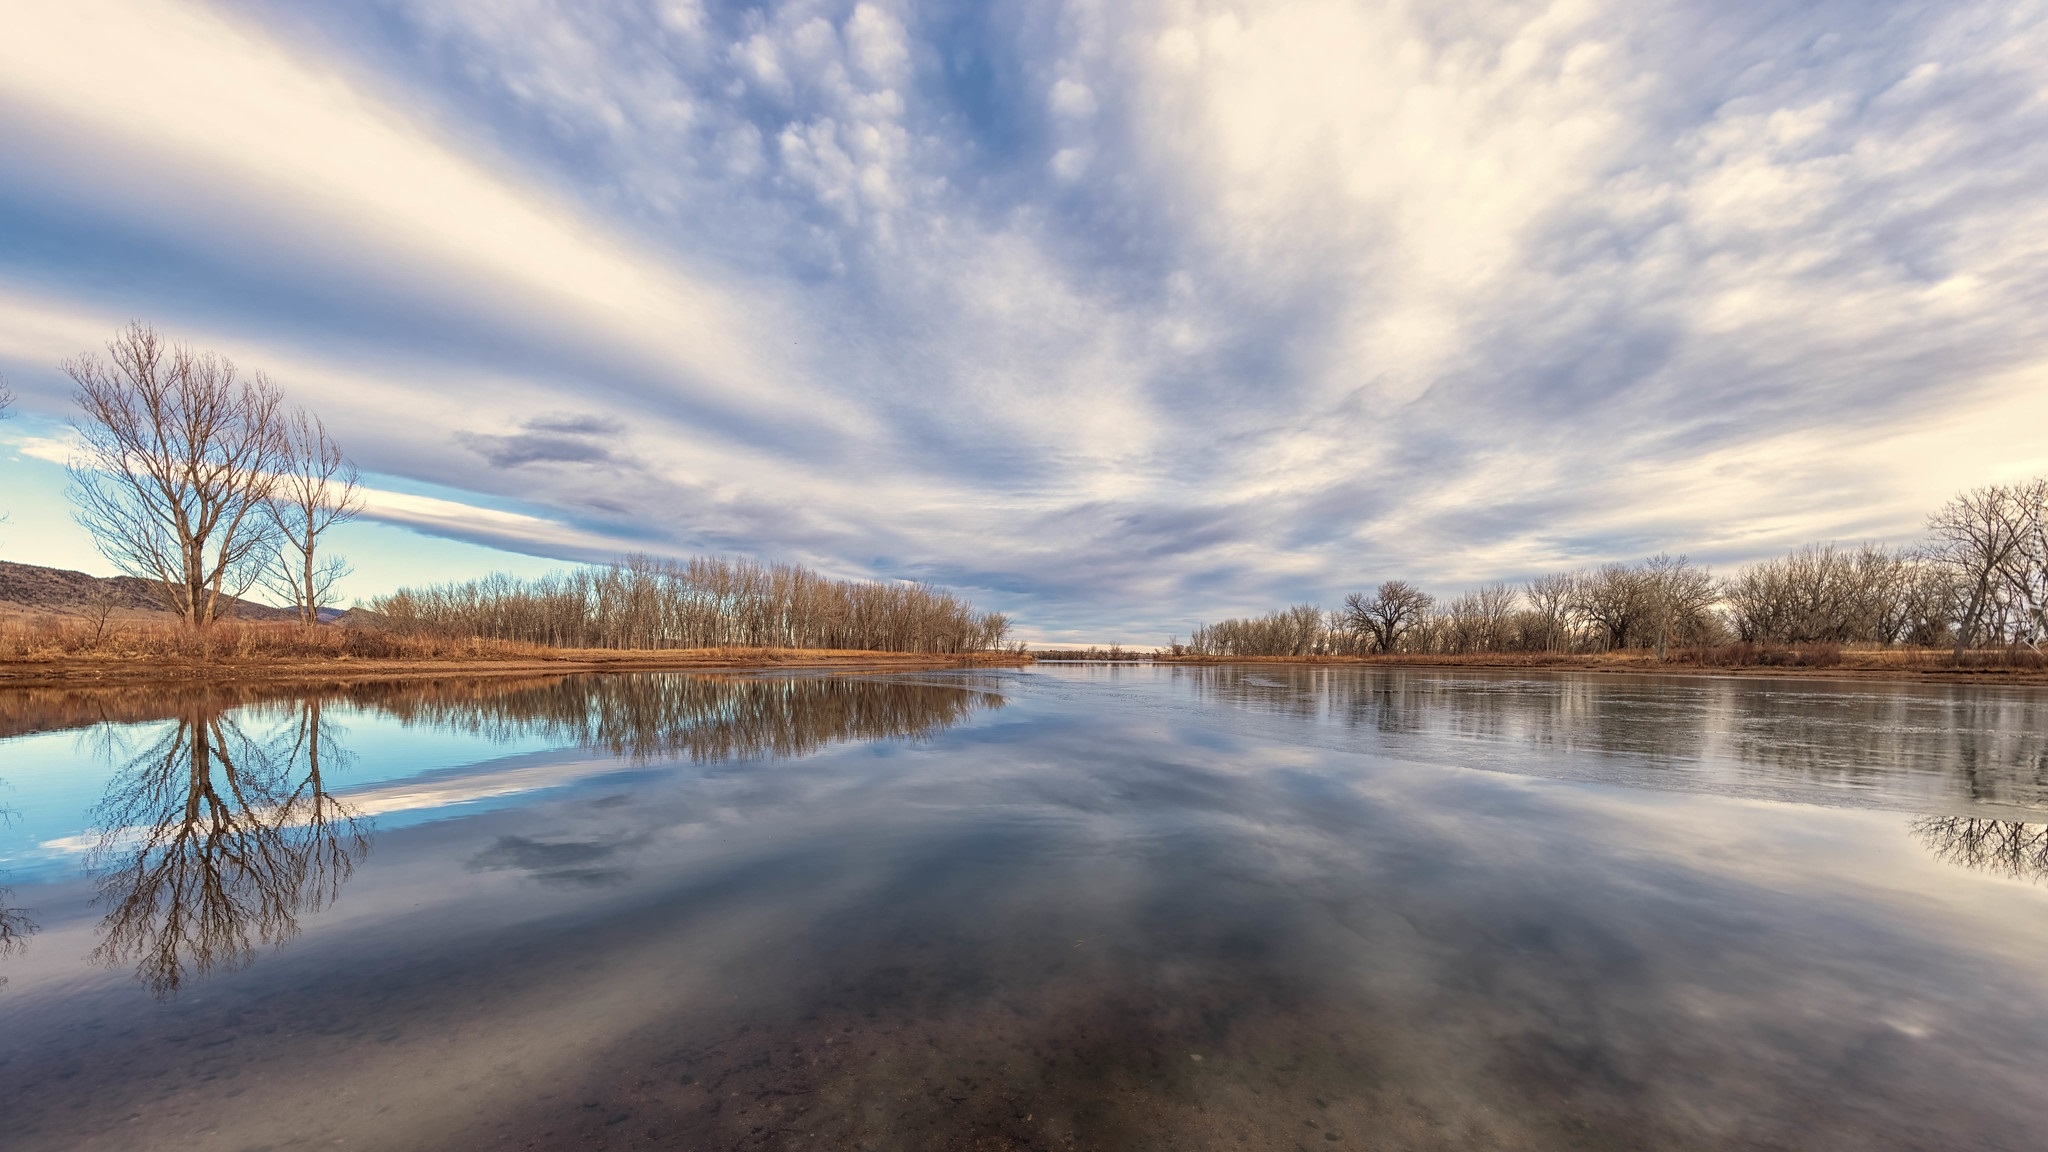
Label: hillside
xmin=0 ymin=559 xmax=293 ymax=621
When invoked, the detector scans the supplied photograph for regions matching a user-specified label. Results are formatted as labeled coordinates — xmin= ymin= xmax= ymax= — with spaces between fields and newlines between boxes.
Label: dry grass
xmin=0 ymin=616 xmax=536 ymax=662
xmin=0 ymin=615 xmax=1031 ymax=688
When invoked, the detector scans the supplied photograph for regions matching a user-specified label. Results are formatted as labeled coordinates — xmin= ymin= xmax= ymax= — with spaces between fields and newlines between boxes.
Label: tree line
xmin=50 ymin=324 xmax=1008 ymax=653
xmin=371 ymin=555 xmax=1012 ymax=653
xmin=1177 ymin=479 xmax=2048 ymax=659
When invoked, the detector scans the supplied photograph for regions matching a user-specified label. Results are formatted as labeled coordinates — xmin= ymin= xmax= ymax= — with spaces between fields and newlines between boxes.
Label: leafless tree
xmin=263 ymin=410 xmax=362 ymax=625
xmin=65 ymin=324 xmax=287 ymax=627
xmin=1569 ymin=556 xmax=1718 ymax=655
xmin=1724 ymin=544 xmax=1941 ymax=646
xmin=1467 ymin=583 xmax=1518 ymax=651
xmin=1926 ymin=484 xmax=2033 ymax=658
xmin=1342 ymin=581 xmax=1434 ymax=652
xmin=83 ymin=579 xmax=121 ymax=649
xmin=372 ymin=554 xmax=1011 ymax=654
xmin=2003 ymin=479 xmax=2048 ymax=652
xmin=1523 ymin=572 xmax=1577 ymax=652
xmin=1893 ymin=559 xmax=1959 ymax=648
xmin=1439 ymin=592 xmax=1486 ymax=653
xmin=1186 ymin=604 xmax=1334 ymax=656
xmin=1639 ymin=555 xmax=1719 ymax=658
xmin=1572 ymin=563 xmax=1647 ymax=651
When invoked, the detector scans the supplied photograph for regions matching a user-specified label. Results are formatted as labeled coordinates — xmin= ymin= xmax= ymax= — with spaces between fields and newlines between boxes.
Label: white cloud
xmin=844 ymin=3 xmax=910 ymax=87
xmin=4 ymin=432 xmax=77 ymax=467
xmin=1049 ymin=78 xmax=1098 ymax=119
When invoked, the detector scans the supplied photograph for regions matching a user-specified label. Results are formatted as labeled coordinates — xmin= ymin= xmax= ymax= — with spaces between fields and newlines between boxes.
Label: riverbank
xmin=1146 ymin=650 xmax=2048 ymax=683
xmin=0 ymin=646 xmax=1031 ymax=689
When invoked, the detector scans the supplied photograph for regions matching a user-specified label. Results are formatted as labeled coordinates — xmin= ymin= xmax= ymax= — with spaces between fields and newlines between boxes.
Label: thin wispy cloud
xmin=1 ymin=0 xmax=2045 ymax=639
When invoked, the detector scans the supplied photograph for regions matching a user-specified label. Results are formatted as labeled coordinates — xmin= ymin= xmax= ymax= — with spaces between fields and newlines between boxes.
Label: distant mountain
xmin=0 ymin=560 xmax=295 ymax=621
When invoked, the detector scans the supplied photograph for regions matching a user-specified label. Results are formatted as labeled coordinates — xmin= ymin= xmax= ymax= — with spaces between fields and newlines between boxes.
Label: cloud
xmin=459 ymin=415 xmax=627 ymax=468
xmin=3 ymin=430 xmax=78 ymax=468
xmin=1 ymin=0 xmax=2046 ymax=639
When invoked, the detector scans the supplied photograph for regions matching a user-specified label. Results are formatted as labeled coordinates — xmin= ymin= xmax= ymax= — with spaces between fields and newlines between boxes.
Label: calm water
xmin=2 ymin=666 xmax=2047 ymax=1151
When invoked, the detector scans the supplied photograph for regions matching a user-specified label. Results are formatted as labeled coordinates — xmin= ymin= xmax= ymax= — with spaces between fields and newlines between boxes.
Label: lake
xmin=2 ymin=665 xmax=2046 ymax=1150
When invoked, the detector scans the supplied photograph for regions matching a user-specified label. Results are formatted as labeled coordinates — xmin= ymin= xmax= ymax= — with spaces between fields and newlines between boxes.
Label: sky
xmin=1 ymin=0 xmax=2046 ymax=644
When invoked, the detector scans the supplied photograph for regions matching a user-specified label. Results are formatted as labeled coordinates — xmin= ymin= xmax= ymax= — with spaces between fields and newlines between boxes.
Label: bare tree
xmin=83 ymin=579 xmax=121 ymax=649
xmin=1724 ymin=543 xmax=1935 ymax=646
xmin=1640 ymin=554 xmax=1719 ymax=659
xmin=66 ymin=324 xmax=287 ymax=627
xmin=1470 ymin=583 xmax=1518 ymax=651
xmin=1524 ymin=572 xmax=1576 ymax=652
xmin=2003 ymin=479 xmax=2048 ymax=652
xmin=371 ymin=554 xmax=1012 ymax=654
xmin=1342 ymin=581 xmax=1434 ymax=652
xmin=1926 ymin=484 xmax=2032 ymax=659
xmin=1572 ymin=563 xmax=1646 ymax=650
xmin=263 ymin=410 xmax=362 ymax=625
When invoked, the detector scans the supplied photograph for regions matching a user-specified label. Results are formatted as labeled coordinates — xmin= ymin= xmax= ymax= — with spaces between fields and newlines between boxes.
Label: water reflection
xmin=367 ymin=672 xmax=1003 ymax=762
xmin=1174 ymin=665 xmax=2048 ymax=810
xmin=0 ymin=794 xmax=35 ymax=991
xmin=0 ymin=892 xmax=30 ymax=991
xmin=4 ymin=668 xmax=2048 ymax=1150
xmin=1912 ymin=816 xmax=2048 ymax=883
xmin=60 ymin=674 xmax=997 ymax=994
xmin=86 ymin=695 xmax=369 ymax=996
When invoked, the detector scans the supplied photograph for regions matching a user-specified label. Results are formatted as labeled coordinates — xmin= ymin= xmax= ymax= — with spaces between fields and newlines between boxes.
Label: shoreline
xmin=0 ymin=647 xmax=1032 ymax=690
xmin=1138 ymin=652 xmax=2048 ymax=685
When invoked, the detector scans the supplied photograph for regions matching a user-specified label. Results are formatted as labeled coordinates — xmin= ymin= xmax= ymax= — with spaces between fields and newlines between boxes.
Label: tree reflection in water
xmin=1911 ymin=816 xmax=2048 ymax=883
xmin=0 ymin=793 xmax=38 ymax=990
xmin=0 ymin=895 xmax=32 ymax=991
xmin=70 ymin=673 xmax=997 ymax=995
xmin=85 ymin=696 xmax=368 ymax=997
xmin=367 ymin=672 xmax=1004 ymax=763
xmin=1171 ymin=666 xmax=2048 ymax=809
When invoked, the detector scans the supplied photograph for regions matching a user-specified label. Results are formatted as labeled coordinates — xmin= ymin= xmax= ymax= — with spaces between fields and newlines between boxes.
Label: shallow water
xmin=2 ymin=665 xmax=2046 ymax=1151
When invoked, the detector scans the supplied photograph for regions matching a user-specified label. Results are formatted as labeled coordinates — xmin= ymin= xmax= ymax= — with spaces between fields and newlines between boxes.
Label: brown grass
xmin=0 ymin=615 xmax=1030 ymax=688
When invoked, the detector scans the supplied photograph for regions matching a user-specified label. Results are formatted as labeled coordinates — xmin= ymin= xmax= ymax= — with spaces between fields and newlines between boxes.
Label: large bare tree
xmin=1639 ymin=554 xmax=1719 ymax=658
xmin=2005 ymin=479 xmax=2048 ymax=652
xmin=263 ymin=409 xmax=362 ymax=625
xmin=1926 ymin=484 xmax=2032 ymax=658
xmin=1342 ymin=580 xmax=1434 ymax=652
xmin=1523 ymin=572 xmax=1577 ymax=652
xmin=1571 ymin=563 xmax=1645 ymax=650
xmin=66 ymin=323 xmax=287 ymax=627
